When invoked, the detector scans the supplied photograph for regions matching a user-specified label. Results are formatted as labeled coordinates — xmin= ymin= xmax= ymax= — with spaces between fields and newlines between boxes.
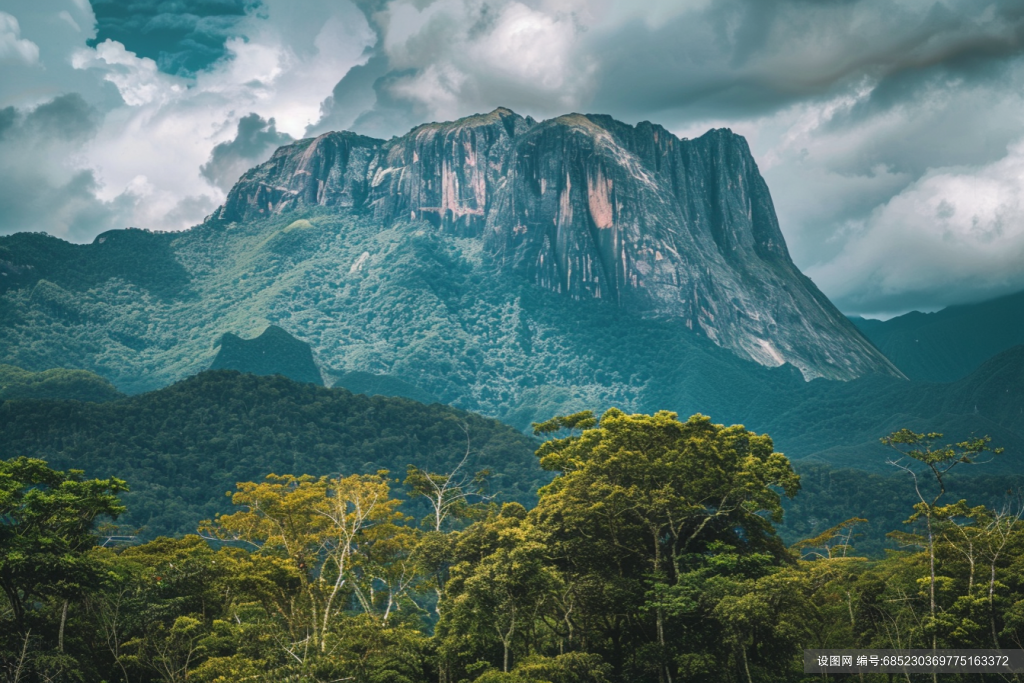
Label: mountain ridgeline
xmin=852 ymin=288 xmax=1024 ymax=382
xmin=0 ymin=370 xmax=544 ymax=538
xmin=217 ymin=108 xmax=897 ymax=381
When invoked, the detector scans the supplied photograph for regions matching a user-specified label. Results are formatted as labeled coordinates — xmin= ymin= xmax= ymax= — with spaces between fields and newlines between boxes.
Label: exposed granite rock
xmin=217 ymin=132 xmax=381 ymax=223
xmin=213 ymin=109 xmax=902 ymax=381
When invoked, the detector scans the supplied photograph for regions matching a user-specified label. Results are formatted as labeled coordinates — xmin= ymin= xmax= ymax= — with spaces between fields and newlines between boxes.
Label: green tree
xmin=881 ymin=429 xmax=1002 ymax=661
xmin=530 ymin=409 xmax=799 ymax=682
xmin=202 ymin=472 xmax=424 ymax=663
xmin=441 ymin=504 xmax=559 ymax=675
xmin=0 ymin=457 xmax=126 ymax=682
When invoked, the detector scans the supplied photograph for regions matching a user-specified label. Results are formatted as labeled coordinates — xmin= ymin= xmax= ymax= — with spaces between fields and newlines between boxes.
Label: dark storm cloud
xmin=23 ymin=93 xmax=98 ymax=141
xmin=88 ymin=0 xmax=258 ymax=75
xmin=0 ymin=93 xmax=97 ymax=146
xmin=308 ymin=50 xmax=389 ymax=137
xmin=0 ymin=168 xmax=124 ymax=239
xmin=585 ymin=0 xmax=1024 ymax=125
xmin=201 ymin=113 xmax=293 ymax=191
xmin=316 ymin=0 xmax=1024 ymax=151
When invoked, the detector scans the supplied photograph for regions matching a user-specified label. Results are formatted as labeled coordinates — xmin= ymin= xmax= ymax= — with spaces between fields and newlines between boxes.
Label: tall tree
xmin=530 ymin=409 xmax=800 ymax=682
xmin=0 ymin=457 xmax=126 ymax=681
xmin=202 ymin=472 xmax=422 ymax=658
xmin=881 ymin=429 xmax=1002 ymax=666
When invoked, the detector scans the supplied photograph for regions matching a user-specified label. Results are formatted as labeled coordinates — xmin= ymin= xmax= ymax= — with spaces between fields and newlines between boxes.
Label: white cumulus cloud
xmin=0 ymin=11 xmax=39 ymax=65
xmin=0 ymin=0 xmax=374 ymax=238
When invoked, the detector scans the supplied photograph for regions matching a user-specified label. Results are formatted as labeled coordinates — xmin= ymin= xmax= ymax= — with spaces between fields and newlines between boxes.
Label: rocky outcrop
xmin=213 ymin=109 xmax=902 ymax=381
xmin=210 ymin=326 xmax=323 ymax=386
xmin=217 ymin=132 xmax=381 ymax=222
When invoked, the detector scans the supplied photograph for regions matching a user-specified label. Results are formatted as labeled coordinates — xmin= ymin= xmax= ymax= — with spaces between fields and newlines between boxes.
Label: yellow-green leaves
xmin=202 ymin=472 xmax=421 ymax=651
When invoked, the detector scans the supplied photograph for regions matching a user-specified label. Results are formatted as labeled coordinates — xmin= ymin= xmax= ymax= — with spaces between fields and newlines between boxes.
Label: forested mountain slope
xmin=0 ymin=110 xmax=898 ymax=418
xmin=851 ymin=288 xmax=1024 ymax=381
xmin=0 ymin=364 xmax=122 ymax=402
xmin=1 ymin=347 xmax=1021 ymax=544
xmin=0 ymin=370 xmax=544 ymax=538
xmin=755 ymin=345 xmax=1024 ymax=473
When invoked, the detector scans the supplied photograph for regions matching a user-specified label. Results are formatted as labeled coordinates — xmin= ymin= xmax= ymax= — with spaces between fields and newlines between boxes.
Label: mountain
xmin=217 ymin=108 xmax=899 ymax=381
xmin=851 ymin=289 xmax=1024 ymax=381
xmin=0 ymin=364 xmax=123 ymax=402
xmin=754 ymin=345 xmax=1024 ymax=474
xmin=210 ymin=325 xmax=323 ymax=385
xmin=0 ymin=109 xmax=904 ymax=435
xmin=0 ymin=370 xmax=543 ymax=538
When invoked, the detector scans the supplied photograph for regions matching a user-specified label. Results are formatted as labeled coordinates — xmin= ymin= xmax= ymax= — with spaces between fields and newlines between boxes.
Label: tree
xmin=881 ymin=429 xmax=1002 ymax=666
xmin=405 ymin=422 xmax=494 ymax=534
xmin=202 ymin=472 xmax=422 ymax=659
xmin=441 ymin=504 xmax=559 ymax=675
xmin=0 ymin=457 xmax=126 ymax=681
xmin=529 ymin=409 xmax=800 ymax=683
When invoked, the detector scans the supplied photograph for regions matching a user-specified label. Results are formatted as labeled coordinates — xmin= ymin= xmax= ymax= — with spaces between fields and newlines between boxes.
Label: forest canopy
xmin=1 ymin=412 xmax=1021 ymax=683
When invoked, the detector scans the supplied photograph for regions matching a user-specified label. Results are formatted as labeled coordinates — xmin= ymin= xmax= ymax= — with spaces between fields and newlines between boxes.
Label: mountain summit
xmin=215 ymin=108 xmax=898 ymax=380
xmin=0 ymin=109 xmax=904 ymax=430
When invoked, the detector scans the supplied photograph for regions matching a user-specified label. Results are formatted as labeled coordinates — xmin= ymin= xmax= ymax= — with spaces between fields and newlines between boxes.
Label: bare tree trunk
xmin=741 ymin=642 xmax=753 ymax=683
xmin=656 ymin=608 xmax=669 ymax=683
xmin=12 ymin=630 xmax=31 ymax=683
xmin=990 ymin=562 xmax=1001 ymax=649
xmin=652 ymin=526 xmax=672 ymax=683
xmin=58 ymin=599 xmax=68 ymax=652
xmin=926 ymin=515 xmax=937 ymax=683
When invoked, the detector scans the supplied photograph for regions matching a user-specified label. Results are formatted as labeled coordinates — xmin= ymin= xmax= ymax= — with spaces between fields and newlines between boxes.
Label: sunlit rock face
xmin=216 ymin=108 xmax=901 ymax=381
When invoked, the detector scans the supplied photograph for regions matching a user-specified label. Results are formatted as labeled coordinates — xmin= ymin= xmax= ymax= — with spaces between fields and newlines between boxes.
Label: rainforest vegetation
xmin=3 ymin=410 xmax=1021 ymax=683
xmin=0 ymin=371 xmax=546 ymax=538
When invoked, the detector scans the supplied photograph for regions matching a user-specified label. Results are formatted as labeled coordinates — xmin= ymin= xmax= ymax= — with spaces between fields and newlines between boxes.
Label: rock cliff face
xmin=215 ymin=108 xmax=901 ymax=381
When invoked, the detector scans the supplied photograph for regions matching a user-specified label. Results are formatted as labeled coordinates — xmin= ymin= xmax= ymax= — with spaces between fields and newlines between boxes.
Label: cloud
xmin=88 ymin=0 xmax=254 ymax=75
xmin=311 ymin=0 xmax=1024 ymax=141
xmin=72 ymin=39 xmax=187 ymax=106
xmin=0 ymin=95 xmax=130 ymax=241
xmin=201 ymin=112 xmax=292 ymax=190
xmin=314 ymin=0 xmax=597 ymax=138
xmin=3 ymin=0 xmax=1024 ymax=314
xmin=24 ymin=92 xmax=98 ymax=140
xmin=807 ymin=141 xmax=1024 ymax=316
xmin=0 ymin=0 xmax=373 ymax=239
xmin=0 ymin=11 xmax=39 ymax=65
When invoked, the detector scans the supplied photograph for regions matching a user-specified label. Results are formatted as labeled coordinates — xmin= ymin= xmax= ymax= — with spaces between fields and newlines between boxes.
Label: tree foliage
xmin=0 ymin=371 xmax=545 ymax=538
xmin=3 ymin=413 xmax=1023 ymax=682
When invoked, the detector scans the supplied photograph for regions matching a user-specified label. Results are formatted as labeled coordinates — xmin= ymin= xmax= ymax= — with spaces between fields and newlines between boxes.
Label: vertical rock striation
xmin=214 ymin=108 xmax=902 ymax=381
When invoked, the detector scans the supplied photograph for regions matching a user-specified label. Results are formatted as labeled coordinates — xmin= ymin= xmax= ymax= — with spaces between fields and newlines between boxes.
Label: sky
xmin=2 ymin=0 xmax=1024 ymax=317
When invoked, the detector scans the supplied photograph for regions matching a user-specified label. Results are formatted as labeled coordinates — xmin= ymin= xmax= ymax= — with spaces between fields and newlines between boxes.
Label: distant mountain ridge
xmin=852 ymin=289 xmax=1024 ymax=382
xmin=755 ymin=344 xmax=1024 ymax=473
xmin=0 ymin=364 xmax=122 ymax=403
xmin=216 ymin=108 xmax=899 ymax=381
